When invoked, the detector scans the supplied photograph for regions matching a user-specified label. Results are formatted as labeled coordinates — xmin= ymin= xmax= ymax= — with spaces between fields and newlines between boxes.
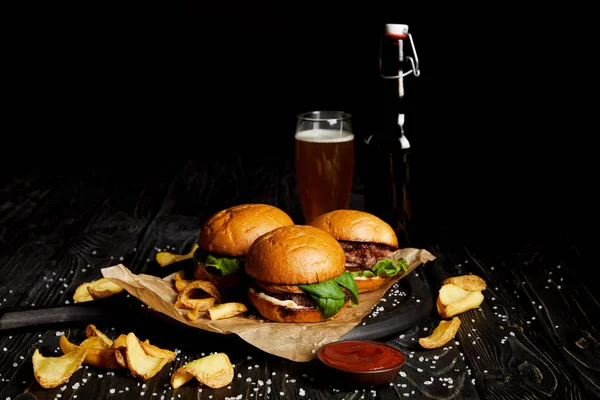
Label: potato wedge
xmin=80 ymin=336 xmax=109 ymax=350
xmin=73 ymin=282 xmax=94 ymax=303
xmin=175 ymin=273 xmax=194 ymax=293
xmin=73 ymin=278 xmax=123 ymax=302
xmin=125 ymin=332 xmax=170 ymax=380
xmin=419 ymin=317 xmax=462 ymax=349
xmin=442 ymin=274 xmax=486 ymax=291
xmin=185 ymin=307 xmax=204 ymax=321
xmin=85 ymin=324 xmax=114 ymax=347
xmin=438 ymin=290 xmax=484 ymax=318
xmin=87 ymin=278 xmax=124 ymax=300
xmin=156 ymin=244 xmax=199 ymax=267
xmin=175 ymin=279 xmax=221 ymax=310
xmin=170 ymin=353 xmax=234 ymax=389
xmin=111 ymin=334 xmax=128 ymax=349
xmin=33 ymin=347 xmax=87 ymax=389
xmin=140 ymin=341 xmax=176 ymax=363
xmin=207 ymin=302 xmax=248 ymax=321
xmin=438 ymin=283 xmax=472 ymax=306
xmin=59 ymin=335 xmax=126 ymax=370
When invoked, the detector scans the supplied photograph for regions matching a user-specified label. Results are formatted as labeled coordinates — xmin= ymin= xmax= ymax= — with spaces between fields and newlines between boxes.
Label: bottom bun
xmin=354 ymin=276 xmax=391 ymax=293
xmin=248 ymin=288 xmax=349 ymax=323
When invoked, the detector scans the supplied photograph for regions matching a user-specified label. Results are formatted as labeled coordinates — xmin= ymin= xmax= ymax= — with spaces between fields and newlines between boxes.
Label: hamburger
xmin=245 ymin=225 xmax=359 ymax=323
xmin=193 ymin=203 xmax=294 ymax=301
xmin=308 ymin=209 xmax=407 ymax=293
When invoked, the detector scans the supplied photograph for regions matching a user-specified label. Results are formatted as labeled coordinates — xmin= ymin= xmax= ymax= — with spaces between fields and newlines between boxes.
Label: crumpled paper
xmin=102 ymin=247 xmax=435 ymax=362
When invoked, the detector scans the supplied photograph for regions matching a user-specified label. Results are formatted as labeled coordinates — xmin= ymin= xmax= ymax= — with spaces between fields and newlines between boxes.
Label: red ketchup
xmin=318 ymin=340 xmax=405 ymax=372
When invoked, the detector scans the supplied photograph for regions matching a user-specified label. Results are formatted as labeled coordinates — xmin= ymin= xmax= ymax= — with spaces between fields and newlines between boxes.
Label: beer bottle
xmin=362 ymin=23 xmax=420 ymax=248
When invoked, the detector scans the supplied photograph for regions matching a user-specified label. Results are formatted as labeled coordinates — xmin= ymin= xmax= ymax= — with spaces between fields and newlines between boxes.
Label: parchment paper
xmin=102 ymin=248 xmax=435 ymax=362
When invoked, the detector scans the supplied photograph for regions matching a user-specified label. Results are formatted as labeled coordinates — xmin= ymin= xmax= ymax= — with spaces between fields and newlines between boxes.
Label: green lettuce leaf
xmin=333 ymin=271 xmax=359 ymax=305
xmin=204 ymin=255 xmax=242 ymax=276
xmin=298 ymin=279 xmax=347 ymax=319
xmin=371 ymin=258 xmax=408 ymax=277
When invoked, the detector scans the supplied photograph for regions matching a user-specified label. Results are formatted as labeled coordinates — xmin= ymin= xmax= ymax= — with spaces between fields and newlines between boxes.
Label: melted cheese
xmin=250 ymin=288 xmax=306 ymax=309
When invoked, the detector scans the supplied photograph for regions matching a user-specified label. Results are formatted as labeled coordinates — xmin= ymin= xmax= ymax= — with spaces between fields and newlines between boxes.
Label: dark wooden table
xmin=0 ymin=158 xmax=597 ymax=400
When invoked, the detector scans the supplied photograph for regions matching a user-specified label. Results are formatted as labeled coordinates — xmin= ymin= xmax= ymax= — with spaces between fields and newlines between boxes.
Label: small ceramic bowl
xmin=316 ymin=340 xmax=406 ymax=388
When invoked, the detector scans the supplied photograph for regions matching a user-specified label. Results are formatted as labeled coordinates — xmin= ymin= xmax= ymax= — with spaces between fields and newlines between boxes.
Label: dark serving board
xmin=0 ymin=272 xmax=431 ymax=343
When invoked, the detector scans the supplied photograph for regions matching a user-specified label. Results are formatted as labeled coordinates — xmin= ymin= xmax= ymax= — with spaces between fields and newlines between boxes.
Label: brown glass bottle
xmin=362 ymin=24 xmax=419 ymax=248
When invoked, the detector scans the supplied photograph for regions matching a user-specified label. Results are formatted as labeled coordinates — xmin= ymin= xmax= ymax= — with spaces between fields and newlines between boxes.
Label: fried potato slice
xmin=85 ymin=324 xmax=114 ymax=347
xmin=175 ymin=280 xmax=221 ymax=310
xmin=438 ymin=290 xmax=485 ymax=318
xmin=87 ymin=278 xmax=124 ymax=300
xmin=73 ymin=282 xmax=94 ymax=303
xmin=59 ymin=335 xmax=126 ymax=370
xmin=175 ymin=273 xmax=194 ymax=293
xmin=185 ymin=307 xmax=204 ymax=321
xmin=140 ymin=340 xmax=176 ymax=363
xmin=438 ymin=283 xmax=472 ymax=306
xmin=125 ymin=332 xmax=170 ymax=380
xmin=442 ymin=274 xmax=487 ymax=291
xmin=207 ymin=302 xmax=248 ymax=321
xmin=170 ymin=353 xmax=234 ymax=389
xmin=111 ymin=334 xmax=128 ymax=349
xmin=156 ymin=243 xmax=199 ymax=267
xmin=73 ymin=278 xmax=124 ymax=302
xmin=80 ymin=336 xmax=110 ymax=350
xmin=419 ymin=317 xmax=462 ymax=349
xmin=33 ymin=347 xmax=87 ymax=389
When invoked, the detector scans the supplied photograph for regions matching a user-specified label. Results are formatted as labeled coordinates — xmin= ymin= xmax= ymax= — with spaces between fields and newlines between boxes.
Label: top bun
xmin=245 ymin=225 xmax=345 ymax=285
xmin=308 ymin=209 xmax=399 ymax=248
xmin=198 ymin=204 xmax=294 ymax=256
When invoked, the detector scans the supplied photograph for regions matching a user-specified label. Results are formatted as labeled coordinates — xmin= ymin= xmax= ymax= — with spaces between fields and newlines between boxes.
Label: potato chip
xmin=170 ymin=353 xmax=234 ymax=389
xmin=85 ymin=324 xmax=114 ymax=347
xmin=125 ymin=332 xmax=170 ymax=380
xmin=419 ymin=317 xmax=462 ymax=349
xmin=33 ymin=347 xmax=87 ymax=389
xmin=207 ymin=302 xmax=248 ymax=320
xmin=59 ymin=335 xmax=126 ymax=370
xmin=442 ymin=274 xmax=487 ymax=291
xmin=156 ymin=244 xmax=199 ymax=267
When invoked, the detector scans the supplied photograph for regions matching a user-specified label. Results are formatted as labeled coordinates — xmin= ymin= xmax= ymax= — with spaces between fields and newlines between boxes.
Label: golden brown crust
xmin=308 ymin=210 xmax=399 ymax=248
xmin=198 ymin=204 xmax=294 ymax=256
xmin=245 ymin=225 xmax=345 ymax=284
xmin=247 ymin=288 xmax=350 ymax=323
xmin=354 ymin=276 xmax=391 ymax=293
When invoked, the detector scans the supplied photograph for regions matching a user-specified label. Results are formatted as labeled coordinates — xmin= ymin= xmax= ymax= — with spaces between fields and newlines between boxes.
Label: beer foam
xmin=295 ymin=129 xmax=354 ymax=143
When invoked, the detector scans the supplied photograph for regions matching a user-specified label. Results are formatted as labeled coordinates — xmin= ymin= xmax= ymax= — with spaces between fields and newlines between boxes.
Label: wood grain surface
xmin=0 ymin=159 xmax=597 ymax=400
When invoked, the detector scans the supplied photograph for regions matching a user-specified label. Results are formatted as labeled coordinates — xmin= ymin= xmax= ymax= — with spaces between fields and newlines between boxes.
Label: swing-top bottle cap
xmin=385 ymin=24 xmax=409 ymax=37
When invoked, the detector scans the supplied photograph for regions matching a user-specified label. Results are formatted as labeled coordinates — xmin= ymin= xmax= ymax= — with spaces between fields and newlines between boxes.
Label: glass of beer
xmin=295 ymin=110 xmax=355 ymax=223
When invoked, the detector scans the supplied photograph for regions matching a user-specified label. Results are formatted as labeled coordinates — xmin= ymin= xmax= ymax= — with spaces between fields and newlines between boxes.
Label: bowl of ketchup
xmin=316 ymin=340 xmax=406 ymax=388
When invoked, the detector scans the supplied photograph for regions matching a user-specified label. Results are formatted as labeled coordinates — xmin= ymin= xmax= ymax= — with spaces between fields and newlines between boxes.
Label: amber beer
xmin=295 ymin=129 xmax=354 ymax=223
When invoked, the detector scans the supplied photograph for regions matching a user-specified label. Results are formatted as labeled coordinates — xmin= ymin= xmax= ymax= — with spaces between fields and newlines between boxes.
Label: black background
xmin=6 ymin=2 xmax=596 ymax=250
